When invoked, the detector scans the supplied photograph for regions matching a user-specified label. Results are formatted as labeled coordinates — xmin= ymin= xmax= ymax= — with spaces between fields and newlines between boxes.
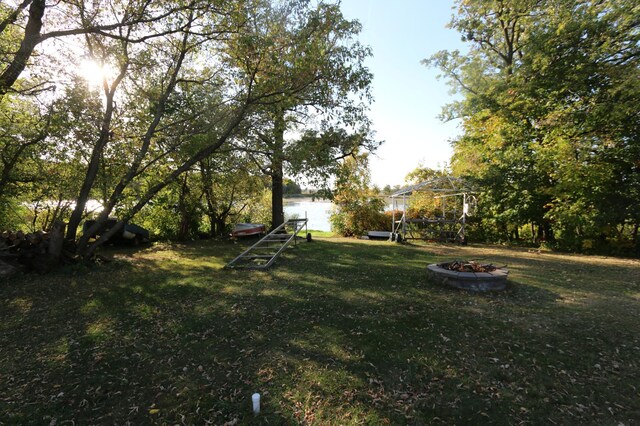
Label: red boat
xmin=231 ymin=223 xmax=266 ymax=238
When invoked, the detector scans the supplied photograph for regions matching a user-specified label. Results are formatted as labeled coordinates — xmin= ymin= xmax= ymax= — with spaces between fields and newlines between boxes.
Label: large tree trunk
xmin=270 ymin=109 xmax=286 ymax=229
xmin=200 ymin=159 xmax=218 ymax=237
xmin=536 ymin=223 xmax=544 ymax=243
xmin=271 ymin=165 xmax=284 ymax=229
xmin=65 ymin=123 xmax=112 ymax=241
xmin=543 ymin=221 xmax=554 ymax=242
xmin=214 ymin=218 xmax=226 ymax=236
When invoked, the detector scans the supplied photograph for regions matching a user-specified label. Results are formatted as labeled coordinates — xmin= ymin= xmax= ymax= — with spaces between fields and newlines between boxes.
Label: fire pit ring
xmin=427 ymin=261 xmax=509 ymax=291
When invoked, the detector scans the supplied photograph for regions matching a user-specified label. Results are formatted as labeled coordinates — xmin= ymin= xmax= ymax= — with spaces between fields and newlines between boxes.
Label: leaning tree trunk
xmin=0 ymin=0 xmax=45 ymax=95
xmin=76 ymin=26 xmax=190 ymax=253
xmin=66 ymin=61 xmax=128 ymax=242
xmin=65 ymin=126 xmax=111 ymax=241
xmin=79 ymin=102 xmax=252 ymax=259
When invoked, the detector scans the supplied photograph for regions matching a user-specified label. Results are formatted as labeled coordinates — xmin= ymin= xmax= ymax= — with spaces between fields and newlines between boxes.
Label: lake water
xmin=283 ymin=197 xmax=397 ymax=232
xmin=283 ymin=198 xmax=333 ymax=231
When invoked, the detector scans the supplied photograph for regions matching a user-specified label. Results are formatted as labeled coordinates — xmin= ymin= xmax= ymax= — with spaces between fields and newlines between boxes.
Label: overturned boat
xmin=83 ymin=218 xmax=150 ymax=245
xmin=231 ymin=223 xmax=266 ymax=238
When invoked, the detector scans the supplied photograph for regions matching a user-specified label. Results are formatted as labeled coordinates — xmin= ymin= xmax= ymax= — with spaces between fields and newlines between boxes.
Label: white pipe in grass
xmin=252 ymin=393 xmax=260 ymax=415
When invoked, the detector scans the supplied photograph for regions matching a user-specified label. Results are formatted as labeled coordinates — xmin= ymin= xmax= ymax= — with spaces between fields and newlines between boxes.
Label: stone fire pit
xmin=427 ymin=260 xmax=509 ymax=291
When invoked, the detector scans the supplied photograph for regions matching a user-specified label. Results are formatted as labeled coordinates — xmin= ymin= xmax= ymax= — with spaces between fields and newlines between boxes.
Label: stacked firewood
xmin=0 ymin=221 xmax=69 ymax=276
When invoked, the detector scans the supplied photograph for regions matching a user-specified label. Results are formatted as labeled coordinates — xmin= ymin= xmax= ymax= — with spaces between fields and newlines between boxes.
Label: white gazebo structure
xmin=390 ymin=176 xmax=475 ymax=243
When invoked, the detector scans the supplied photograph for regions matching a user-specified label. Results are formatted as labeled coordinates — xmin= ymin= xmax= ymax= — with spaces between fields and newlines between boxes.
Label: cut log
xmin=0 ymin=223 xmax=70 ymax=273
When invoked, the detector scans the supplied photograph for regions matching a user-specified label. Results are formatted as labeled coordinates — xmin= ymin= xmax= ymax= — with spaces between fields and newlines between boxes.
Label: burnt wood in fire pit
xmin=427 ymin=261 xmax=509 ymax=291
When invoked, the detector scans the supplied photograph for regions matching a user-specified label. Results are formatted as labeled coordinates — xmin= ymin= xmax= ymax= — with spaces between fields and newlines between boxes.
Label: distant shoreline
xmin=283 ymin=194 xmax=331 ymax=201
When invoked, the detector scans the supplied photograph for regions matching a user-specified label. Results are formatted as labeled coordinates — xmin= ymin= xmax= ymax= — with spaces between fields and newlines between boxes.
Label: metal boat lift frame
xmin=390 ymin=176 xmax=475 ymax=243
xmin=225 ymin=218 xmax=308 ymax=269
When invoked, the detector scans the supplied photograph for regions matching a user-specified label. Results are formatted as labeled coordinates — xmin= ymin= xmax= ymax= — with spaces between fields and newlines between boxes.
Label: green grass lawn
xmin=1 ymin=237 xmax=639 ymax=424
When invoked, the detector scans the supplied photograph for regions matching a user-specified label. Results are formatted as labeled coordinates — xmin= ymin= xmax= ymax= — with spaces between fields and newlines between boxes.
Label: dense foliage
xmin=402 ymin=167 xmax=455 ymax=220
xmin=0 ymin=0 xmax=375 ymax=256
xmin=329 ymin=154 xmax=388 ymax=237
xmin=426 ymin=0 xmax=640 ymax=254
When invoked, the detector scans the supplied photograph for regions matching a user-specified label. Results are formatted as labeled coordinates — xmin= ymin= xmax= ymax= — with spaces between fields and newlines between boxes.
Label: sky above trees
xmin=340 ymin=0 xmax=466 ymax=187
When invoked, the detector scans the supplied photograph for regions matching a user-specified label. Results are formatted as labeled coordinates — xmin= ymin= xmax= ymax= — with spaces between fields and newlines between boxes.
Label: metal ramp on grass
xmin=225 ymin=218 xmax=308 ymax=269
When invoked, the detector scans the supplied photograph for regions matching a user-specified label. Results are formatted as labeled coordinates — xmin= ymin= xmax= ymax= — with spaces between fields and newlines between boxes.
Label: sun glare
xmin=79 ymin=60 xmax=115 ymax=87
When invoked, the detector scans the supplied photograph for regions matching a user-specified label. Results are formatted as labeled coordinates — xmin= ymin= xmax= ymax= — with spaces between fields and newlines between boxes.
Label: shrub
xmin=330 ymin=197 xmax=388 ymax=237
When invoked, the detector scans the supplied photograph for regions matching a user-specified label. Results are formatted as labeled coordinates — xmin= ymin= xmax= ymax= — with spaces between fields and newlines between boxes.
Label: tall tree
xmin=427 ymin=0 xmax=640 ymax=250
xmin=228 ymin=1 xmax=376 ymax=228
xmin=71 ymin=2 xmax=249 ymax=256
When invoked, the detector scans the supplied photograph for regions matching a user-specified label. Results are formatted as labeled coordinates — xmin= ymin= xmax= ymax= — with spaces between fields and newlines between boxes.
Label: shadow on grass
xmin=1 ymin=238 xmax=639 ymax=424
